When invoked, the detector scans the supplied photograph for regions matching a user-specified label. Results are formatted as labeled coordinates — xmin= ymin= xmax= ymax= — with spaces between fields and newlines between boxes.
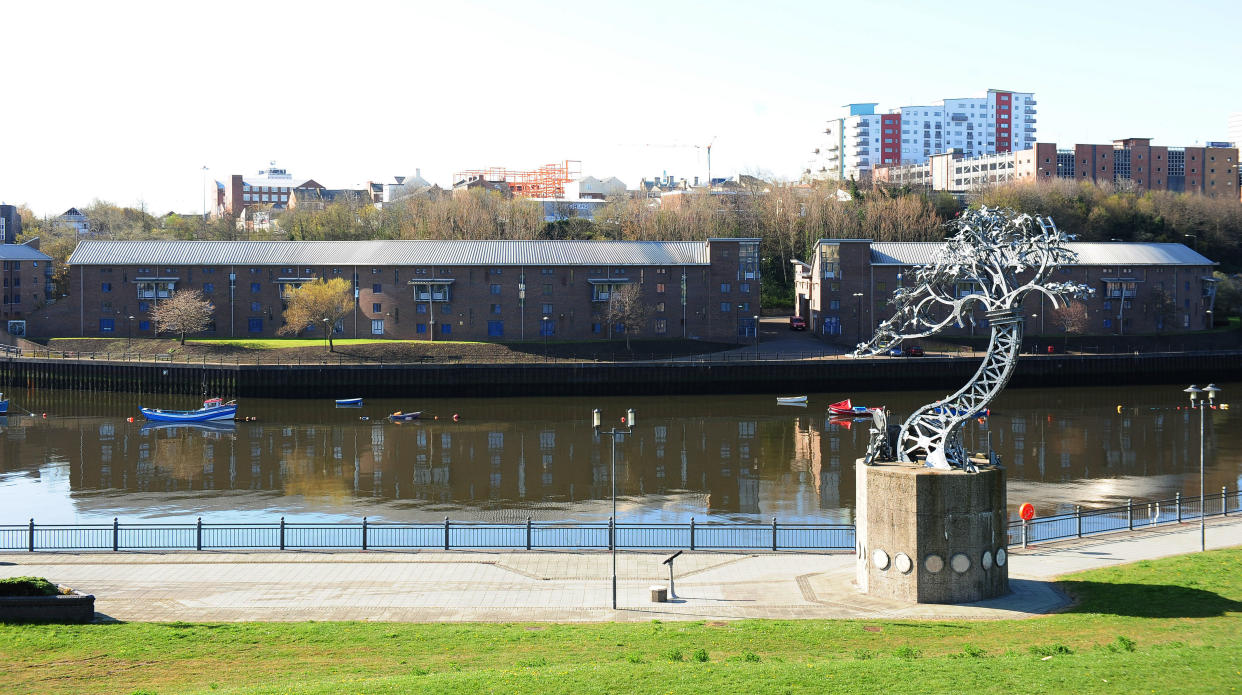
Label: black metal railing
xmin=3 ymin=488 xmax=1235 ymax=553
xmin=1 ymin=517 xmax=855 ymax=553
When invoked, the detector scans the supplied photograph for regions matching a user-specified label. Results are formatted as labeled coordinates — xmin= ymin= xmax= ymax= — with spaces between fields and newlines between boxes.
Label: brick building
xmin=794 ymin=240 xmax=1216 ymax=346
xmin=36 ymin=239 xmax=762 ymax=343
xmin=1 ymin=240 xmax=54 ymax=338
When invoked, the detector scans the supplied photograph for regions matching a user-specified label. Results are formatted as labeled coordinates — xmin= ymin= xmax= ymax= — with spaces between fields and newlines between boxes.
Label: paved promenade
xmin=2 ymin=517 xmax=1238 ymax=623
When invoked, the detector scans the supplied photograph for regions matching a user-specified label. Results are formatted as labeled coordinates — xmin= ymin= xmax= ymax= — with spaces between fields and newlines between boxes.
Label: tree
xmin=152 ymin=290 xmax=214 ymax=345
xmin=600 ymin=284 xmax=651 ymax=351
xmin=1051 ymin=301 xmax=1088 ymax=347
xmin=1148 ymin=288 xmax=1176 ymax=334
xmin=278 ymin=277 xmax=354 ymax=351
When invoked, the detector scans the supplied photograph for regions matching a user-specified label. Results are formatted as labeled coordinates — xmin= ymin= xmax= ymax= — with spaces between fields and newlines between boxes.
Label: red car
xmin=789 ymin=316 xmax=807 ymax=331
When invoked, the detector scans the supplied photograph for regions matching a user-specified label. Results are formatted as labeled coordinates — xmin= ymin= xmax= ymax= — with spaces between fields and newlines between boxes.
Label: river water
xmin=0 ymin=384 xmax=1238 ymax=525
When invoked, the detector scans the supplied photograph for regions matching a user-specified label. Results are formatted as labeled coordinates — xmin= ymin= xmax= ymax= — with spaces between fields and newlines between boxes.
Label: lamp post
xmin=1184 ymin=234 xmax=1197 ymax=252
xmin=752 ymin=314 xmax=759 ymax=353
xmin=542 ymin=315 xmax=549 ymax=362
xmin=322 ymin=317 xmax=330 ymax=352
xmin=593 ymin=407 xmax=636 ymax=610
xmin=852 ymin=292 xmax=865 ymax=344
xmin=127 ymin=315 xmax=134 ymax=351
xmin=736 ymin=303 xmax=744 ymax=345
xmin=1185 ymin=384 xmax=1221 ymax=552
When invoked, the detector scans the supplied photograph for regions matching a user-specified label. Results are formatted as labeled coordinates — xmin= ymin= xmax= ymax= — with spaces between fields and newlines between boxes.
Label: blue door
xmin=487 ymin=320 xmax=504 ymax=337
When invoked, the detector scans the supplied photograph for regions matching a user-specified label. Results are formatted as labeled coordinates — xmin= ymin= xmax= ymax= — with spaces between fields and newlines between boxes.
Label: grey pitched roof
xmin=869 ymin=242 xmax=1213 ymax=267
xmin=0 ymin=244 xmax=53 ymax=262
xmin=67 ymin=240 xmax=710 ymax=267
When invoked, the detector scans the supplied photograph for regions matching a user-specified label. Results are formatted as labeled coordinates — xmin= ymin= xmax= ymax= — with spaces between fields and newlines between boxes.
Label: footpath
xmin=1 ymin=517 xmax=1238 ymax=623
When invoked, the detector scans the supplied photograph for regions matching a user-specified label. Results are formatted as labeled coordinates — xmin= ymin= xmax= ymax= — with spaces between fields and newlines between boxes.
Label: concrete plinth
xmin=855 ymin=460 xmax=1008 ymax=603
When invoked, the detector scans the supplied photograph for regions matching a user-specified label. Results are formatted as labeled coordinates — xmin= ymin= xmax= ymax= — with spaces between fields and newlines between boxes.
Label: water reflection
xmin=0 ymin=385 xmax=1236 ymax=524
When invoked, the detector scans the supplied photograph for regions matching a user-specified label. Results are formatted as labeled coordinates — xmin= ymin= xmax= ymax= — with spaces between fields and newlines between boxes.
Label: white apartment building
xmin=807 ymin=89 xmax=1036 ymax=183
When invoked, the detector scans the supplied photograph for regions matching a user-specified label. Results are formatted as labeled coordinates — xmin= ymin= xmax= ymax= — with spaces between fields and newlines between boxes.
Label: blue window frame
xmin=248 ymin=318 xmax=263 ymax=333
xmin=720 ymin=283 xmax=731 ymax=293
xmin=488 ymin=320 xmax=504 ymax=337
xmin=1103 ymin=318 xmax=1112 ymax=328
xmin=740 ymin=283 xmax=750 ymax=293
xmin=250 ymin=283 xmax=261 ymax=293
xmin=139 ymin=320 xmax=150 ymax=331
xmin=614 ymin=323 xmax=625 ymax=334
xmin=138 ymin=301 xmax=150 ymax=312
xmin=592 ymin=323 xmax=602 ymax=334
xmin=720 ymin=302 xmax=730 ymax=312
xmin=417 ymin=304 xmax=427 ymax=313
xmin=99 ymin=318 xmax=115 ymax=332
xmin=101 ymin=282 xmax=112 ymax=293
xmin=490 ymin=284 xmax=501 ymax=295
xmin=202 ymin=283 xmax=214 ymax=294
xmin=250 ymin=301 xmax=261 ymax=312
xmin=372 ymin=303 xmax=382 ymax=313
xmin=440 ymin=323 xmax=451 ymax=335
xmin=416 ymin=323 xmax=427 ymax=334
xmin=372 ymin=283 xmax=381 ymax=294
xmin=540 ymin=319 xmax=555 ymax=337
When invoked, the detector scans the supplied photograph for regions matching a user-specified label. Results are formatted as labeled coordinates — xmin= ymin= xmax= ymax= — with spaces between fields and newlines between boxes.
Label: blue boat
xmin=388 ymin=410 xmax=421 ymax=422
xmin=0 ymin=392 xmax=7 ymax=415
xmin=335 ymin=398 xmax=363 ymax=406
xmin=140 ymin=398 xmax=237 ymax=423
xmin=141 ymin=420 xmax=238 ymax=434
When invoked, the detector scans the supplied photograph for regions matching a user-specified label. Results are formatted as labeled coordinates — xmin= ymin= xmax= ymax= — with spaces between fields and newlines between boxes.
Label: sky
xmin=3 ymin=0 xmax=1239 ymax=217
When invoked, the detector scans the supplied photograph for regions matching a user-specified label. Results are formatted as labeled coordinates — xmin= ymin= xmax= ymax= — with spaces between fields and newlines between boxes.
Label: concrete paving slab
xmin=0 ymin=517 xmax=1237 ymax=623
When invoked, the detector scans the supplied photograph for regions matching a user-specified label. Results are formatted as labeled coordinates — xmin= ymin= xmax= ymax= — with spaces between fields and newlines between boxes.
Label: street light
xmin=852 ymin=292 xmax=865 ymax=343
xmin=322 ymin=317 xmax=330 ymax=352
xmin=593 ymin=407 xmax=636 ymax=610
xmin=1184 ymin=234 xmax=1197 ymax=252
xmin=542 ymin=315 xmax=549 ymax=362
xmin=127 ymin=315 xmax=135 ymax=351
xmin=1184 ymin=384 xmax=1221 ymax=552
xmin=752 ymin=314 xmax=759 ymax=352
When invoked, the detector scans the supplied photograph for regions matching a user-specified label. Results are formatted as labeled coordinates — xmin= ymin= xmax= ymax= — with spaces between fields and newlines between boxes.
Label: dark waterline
xmin=0 ymin=384 xmax=1238 ymax=525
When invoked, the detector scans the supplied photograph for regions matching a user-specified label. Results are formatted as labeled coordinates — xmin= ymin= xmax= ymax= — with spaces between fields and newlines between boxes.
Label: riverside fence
xmin=3 ymin=488 xmax=1237 ymax=552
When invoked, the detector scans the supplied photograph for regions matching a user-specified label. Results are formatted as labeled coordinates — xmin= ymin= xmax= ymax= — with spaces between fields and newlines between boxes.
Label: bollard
xmin=1075 ymin=505 xmax=1082 ymax=538
xmin=526 ymin=518 xmax=532 ymax=551
xmin=196 ymin=517 xmax=203 ymax=551
xmin=1176 ymin=492 xmax=1182 ymax=523
xmin=279 ymin=517 xmax=286 ymax=550
xmin=113 ymin=517 xmax=119 ymax=552
xmin=772 ymin=517 xmax=778 ymax=551
xmin=28 ymin=518 xmax=34 ymax=552
xmin=362 ymin=517 xmax=368 ymax=550
xmin=689 ymin=517 xmax=696 ymax=551
xmin=444 ymin=517 xmax=450 ymax=550
xmin=1127 ymin=499 xmax=1133 ymax=531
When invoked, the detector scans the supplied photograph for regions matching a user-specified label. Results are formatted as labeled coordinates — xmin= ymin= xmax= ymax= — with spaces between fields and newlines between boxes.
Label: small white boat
xmin=777 ymin=396 xmax=808 ymax=405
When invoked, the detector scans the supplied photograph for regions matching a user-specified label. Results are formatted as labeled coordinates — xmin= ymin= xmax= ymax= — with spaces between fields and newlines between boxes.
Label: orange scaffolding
xmin=453 ymin=160 xmax=582 ymax=198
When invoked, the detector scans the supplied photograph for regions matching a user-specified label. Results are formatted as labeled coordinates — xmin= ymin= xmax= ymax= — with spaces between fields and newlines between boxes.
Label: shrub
xmin=1029 ymin=644 xmax=1074 ymax=656
xmin=741 ymin=651 xmax=761 ymax=663
xmin=1107 ymin=636 xmax=1137 ymax=653
xmin=853 ymin=648 xmax=875 ymax=660
xmin=663 ymin=648 xmax=684 ymax=662
xmin=0 ymin=576 xmax=59 ymax=596
xmin=691 ymin=648 xmax=709 ymax=663
xmin=893 ymin=645 xmax=922 ymax=659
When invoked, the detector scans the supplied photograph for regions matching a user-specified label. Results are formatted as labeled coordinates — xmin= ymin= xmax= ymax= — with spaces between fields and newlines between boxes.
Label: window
xmin=416 ymin=304 xmax=427 ymax=314
xmin=720 ymin=302 xmax=731 ymax=313
xmin=542 ymin=303 xmax=553 ymax=314
xmin=740 ymin=283 xmax=750 ymax=293
xmin=829 ymin=299 xmax=840 ymax=310
xmin=490 ymin=284 xmax=501 ymax=295
xmin=101 ymin=282 xmax=112 ymax=293
xmin=250 ymin=282 xmax=261 ymax=293
xmin=656 ymin=283 xmax=666 ymax=294
xmin=440 ymin=323 xmax=451 ymax=335
xmin=487 ymin=320 xmax=504 ymax=337
xmin=138 ymin=320 xmax=150 ymax=331
xmin=654 ymin=318 xmax=667 ymax=334
xmin=249 ymin=301 xmax=261 ymax=312
xmin=720 ymin=283 xmax=731 ymax=293
xmin=1103 ymin=318 xmax=1112 ymax=328
xmin=541 ymin=268 xmax=555 ymax=275
xmin=592 ymin=322 xmax=602 ymax=334
xmin=372 ymin=303 xmax=382 ymax=313
xmin=138 ymin=301 xmax=150 ymax=312
xmin=655 ymin=302 xmax=665 ymax=312
xmin=372 ymin=283 xmax=382 ymax=294
xmin=416 ymin=323 xmax=427 ymax=334
xmin=248 ymin=318 xmax=263 ymax=333
xmin=490 ymin=303 xmax=502 ymax=315
xmin=490 ymin=268 xmax=503 ymax=275
xmin=540 ymin=318 xmax=555 ymax=337
xmin=543 ymin=283 xmax=553 ymax=296
xmin=203 ymin=283 xmax=214 ymax=294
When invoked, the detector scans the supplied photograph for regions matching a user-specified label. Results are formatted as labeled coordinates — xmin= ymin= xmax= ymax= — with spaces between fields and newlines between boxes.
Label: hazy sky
xmin=3 ymin=0 xmax=1239 ymax=216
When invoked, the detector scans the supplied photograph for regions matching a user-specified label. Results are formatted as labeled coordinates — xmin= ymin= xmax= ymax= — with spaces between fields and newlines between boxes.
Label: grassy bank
xmin=2 ymin=548 xmax=1240 ymax=694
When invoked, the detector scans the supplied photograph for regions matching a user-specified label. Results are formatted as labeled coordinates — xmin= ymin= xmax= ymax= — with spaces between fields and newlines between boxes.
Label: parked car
xmin=904 ymin=345 xmax=925 ymax=357
xmin=789 ymin=316 xmax=807 ymax=331
xmin=887 ymin=346 xmax=904 ymax=357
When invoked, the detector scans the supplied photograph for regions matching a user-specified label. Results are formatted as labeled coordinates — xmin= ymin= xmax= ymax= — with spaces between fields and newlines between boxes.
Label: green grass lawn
xmin=183 ymin=338 xmax=486 ymax=349
xmin=2 ymin=548 xmax=1240 ymax=694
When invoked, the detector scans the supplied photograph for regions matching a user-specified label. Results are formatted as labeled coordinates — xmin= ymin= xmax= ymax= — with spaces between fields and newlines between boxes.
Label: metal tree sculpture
xmin=854 ymin=206 xmax=1092 ymax=470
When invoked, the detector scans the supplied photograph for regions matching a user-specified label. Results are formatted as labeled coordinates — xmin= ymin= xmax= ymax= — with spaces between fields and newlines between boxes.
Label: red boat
xmin=828 ymin=399 xmax=879 ymax=416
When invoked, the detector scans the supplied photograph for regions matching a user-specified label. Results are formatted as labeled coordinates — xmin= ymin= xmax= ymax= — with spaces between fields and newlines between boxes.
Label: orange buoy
xmin=42 ymin=413 xmax=47 ymax=419
xmin=452 ymin=413 xmax=459 ymax=422
xmin=127 ymin=417 xmax=134 ymax=423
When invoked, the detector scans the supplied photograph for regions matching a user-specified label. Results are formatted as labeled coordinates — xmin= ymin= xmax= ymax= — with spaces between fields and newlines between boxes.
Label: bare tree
xmin=1052 ymin=301 xmax=1088 ymax=348
xmin=152 ymin=290 xmax=214 ymax=345
xmin=1148 ymin=289 xmax=1176 ymax=334
xmin=600 ymin=284 xmax=651 ymax=351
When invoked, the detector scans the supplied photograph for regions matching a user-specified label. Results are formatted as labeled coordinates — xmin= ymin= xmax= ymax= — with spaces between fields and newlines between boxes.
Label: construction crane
xmin=623 ymin=137 xmax=716 ymax=186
